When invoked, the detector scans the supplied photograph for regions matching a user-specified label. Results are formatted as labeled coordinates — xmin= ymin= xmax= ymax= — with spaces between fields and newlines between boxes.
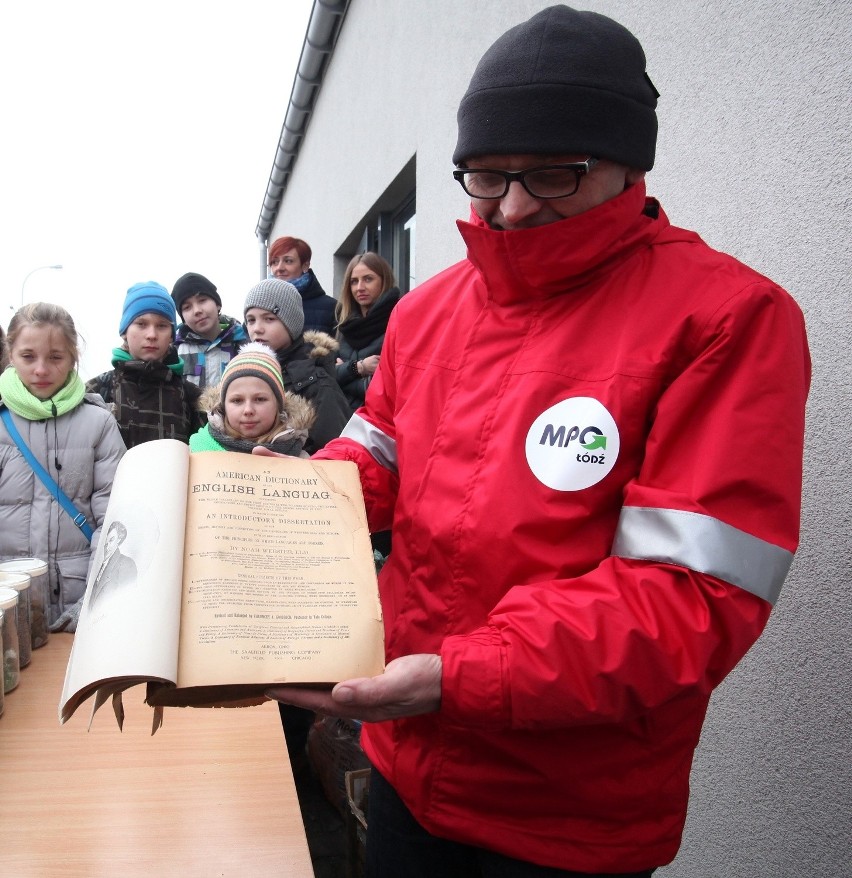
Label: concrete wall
xmin=268 ymin=2 xmax=852 ymax=874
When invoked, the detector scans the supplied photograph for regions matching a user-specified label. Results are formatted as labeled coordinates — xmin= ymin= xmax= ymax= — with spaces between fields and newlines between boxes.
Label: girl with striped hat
xmin=189 ymin=342 xmax=315 ymax=457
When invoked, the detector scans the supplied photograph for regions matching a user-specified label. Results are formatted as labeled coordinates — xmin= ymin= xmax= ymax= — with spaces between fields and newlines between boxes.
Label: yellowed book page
xmin=59 ymin=440 xmax=189 ymax=722
xmin=175 ymin=452 xmax=384 ymax=689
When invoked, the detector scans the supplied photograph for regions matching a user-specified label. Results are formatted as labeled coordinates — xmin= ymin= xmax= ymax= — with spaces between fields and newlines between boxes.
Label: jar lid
xmin=0 ymin=558 xmax=48 ymax=575
xmin=0 ymin=571 xmax=30 ymax=592
xmin=0 ymin=586 xmax=19 ymax=610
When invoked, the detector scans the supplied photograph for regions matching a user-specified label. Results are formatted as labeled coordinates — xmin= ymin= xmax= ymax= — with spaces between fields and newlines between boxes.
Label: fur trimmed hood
xmin=199 ymin=380 xmax=316 ymax=435
xmin=302 ymin=329 xmax=339 ymax=359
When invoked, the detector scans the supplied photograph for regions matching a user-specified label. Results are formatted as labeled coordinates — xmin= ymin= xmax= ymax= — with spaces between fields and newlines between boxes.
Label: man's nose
xmin=499 ymin=181 xmax=541 ymax=223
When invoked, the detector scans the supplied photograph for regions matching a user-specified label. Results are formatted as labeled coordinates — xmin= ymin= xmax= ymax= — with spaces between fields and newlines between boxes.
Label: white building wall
xmin=268 ymin=2 xmax=851 ymax=875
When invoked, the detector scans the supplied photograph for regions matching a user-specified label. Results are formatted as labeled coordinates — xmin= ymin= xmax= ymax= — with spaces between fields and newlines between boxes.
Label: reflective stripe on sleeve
xmin=341 ymin=414 xmax=399 ymax=474
xmin=612 ymin=506 xmax=793 ymax=605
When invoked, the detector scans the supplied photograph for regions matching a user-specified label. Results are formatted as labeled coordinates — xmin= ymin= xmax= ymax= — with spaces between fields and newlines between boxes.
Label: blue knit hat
xmin=119 ymin=281 xmax=176 ymax=335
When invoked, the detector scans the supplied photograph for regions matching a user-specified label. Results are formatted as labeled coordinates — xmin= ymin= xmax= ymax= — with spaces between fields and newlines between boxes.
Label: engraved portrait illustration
xmin=89 ymin=520 xmax=138 ymax=607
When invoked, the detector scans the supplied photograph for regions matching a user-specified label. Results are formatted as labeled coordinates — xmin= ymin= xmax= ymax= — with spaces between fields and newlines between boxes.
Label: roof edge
xmin=254 ymin=0 xmax=351 ymax=243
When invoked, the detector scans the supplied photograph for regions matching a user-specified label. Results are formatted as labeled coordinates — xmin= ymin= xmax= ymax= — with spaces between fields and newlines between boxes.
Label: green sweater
xmin=188 ymin=424 xmax=225 ymax=452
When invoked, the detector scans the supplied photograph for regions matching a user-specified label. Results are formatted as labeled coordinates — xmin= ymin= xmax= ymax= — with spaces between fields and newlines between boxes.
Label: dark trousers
xmin=366 ymin=768 xmax=656 ymax=878
xmin=277 ymin=702 xmax=315 ymax=760
xmin=371 ymin=529 xmax=392 ymax=557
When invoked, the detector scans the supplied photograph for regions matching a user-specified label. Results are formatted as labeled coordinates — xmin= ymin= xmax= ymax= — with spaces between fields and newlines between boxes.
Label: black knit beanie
xmin=453 ymin=5 xmax=659 ymax=170
xmin=171 ymin=272 xmax=222 ymax=314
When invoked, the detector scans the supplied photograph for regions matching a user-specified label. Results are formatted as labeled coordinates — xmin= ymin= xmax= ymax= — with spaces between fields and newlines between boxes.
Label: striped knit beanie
xmin=219 ymin=342 xmax=286 ymax=411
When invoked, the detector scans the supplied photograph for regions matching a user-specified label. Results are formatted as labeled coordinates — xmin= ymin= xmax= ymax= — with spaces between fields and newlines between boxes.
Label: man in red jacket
xmin=265 ymin=6 xmax=810 ymax=876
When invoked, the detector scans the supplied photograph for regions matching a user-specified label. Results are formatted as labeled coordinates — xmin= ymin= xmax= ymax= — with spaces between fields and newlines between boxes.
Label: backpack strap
xmin=0 ymin=406 xmax=94 ymax=542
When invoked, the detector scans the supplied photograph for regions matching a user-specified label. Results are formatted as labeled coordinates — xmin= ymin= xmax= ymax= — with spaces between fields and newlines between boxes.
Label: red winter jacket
xmin=314 ymin=181 xmax=810 ymax=871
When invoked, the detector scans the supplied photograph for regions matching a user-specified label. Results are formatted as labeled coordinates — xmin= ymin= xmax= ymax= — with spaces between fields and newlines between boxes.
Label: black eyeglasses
xmin=452 ymin=158 xmax=599 ymax=200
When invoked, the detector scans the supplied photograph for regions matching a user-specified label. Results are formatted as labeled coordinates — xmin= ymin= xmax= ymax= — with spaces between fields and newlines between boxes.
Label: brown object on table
xmin=0 ymin=634 xmax=313 ymax=878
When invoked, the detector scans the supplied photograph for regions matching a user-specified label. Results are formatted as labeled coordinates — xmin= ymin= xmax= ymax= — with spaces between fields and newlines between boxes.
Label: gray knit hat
xmin=243 ymin=279 xmax=304 ymax=341
xmin=453 ymin=5 xmax=659 ymax=170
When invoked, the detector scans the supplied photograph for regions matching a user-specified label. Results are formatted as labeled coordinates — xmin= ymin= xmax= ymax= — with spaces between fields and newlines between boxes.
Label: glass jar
xmin=0 ymin=571 xmax=32 ymax=669
xmin=0 ymin=586 xmax=21 ymax=694
xmin=0 ymin=610 xmax=6 ymax=716
xmin=0 ymin=558 xmax=49 ymax=649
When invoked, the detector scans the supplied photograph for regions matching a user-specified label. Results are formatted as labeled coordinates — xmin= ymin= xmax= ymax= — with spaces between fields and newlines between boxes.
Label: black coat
xmin=299 ymin=271 xmax=338 ymax=337
xmin=275 ymin=331 xmax=351 ymax=453
xmin=335 ymin=287 xmax=401 ymax=412
xmin=87 ymin=349 xmax=205 ymax=449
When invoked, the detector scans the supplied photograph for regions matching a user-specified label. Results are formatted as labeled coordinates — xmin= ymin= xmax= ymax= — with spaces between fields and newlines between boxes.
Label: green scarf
xmin=188 ymin=422 xmax=306 ymax=458
xmin=111 ymin=346 xmax=185 ymax=375
xmin=189 ymin=424 xmax=226 ymax=452
xmin=0 ymin=366 xmax=86 ymax=420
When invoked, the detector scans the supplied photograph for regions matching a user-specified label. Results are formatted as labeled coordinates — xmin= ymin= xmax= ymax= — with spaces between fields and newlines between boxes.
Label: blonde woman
xmin=334 ymin=252 xmax=401 ymax=413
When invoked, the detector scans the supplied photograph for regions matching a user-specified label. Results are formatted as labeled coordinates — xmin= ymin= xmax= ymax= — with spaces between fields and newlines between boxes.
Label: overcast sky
xmin=1 ymin=0 xmax=312 ymax=378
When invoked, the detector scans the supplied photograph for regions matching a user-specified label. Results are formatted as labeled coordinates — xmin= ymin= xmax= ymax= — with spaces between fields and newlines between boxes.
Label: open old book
xmin=59 ymin=439 xmax=385 ymax=730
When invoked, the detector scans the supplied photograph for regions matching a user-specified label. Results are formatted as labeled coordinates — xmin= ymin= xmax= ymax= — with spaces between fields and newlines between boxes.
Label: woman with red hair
xmin=267 ymin=236 xmax=337 ymax=335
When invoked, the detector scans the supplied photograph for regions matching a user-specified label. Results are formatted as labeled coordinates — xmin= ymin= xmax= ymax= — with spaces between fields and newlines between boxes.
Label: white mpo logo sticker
xmin=525 ymin=397 xmax=620 ymax=491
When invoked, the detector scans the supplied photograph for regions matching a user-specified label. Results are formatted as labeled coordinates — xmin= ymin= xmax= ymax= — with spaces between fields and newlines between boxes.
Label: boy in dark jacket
xmin=243 ymin=278 xmax=350 ymax=455
xmin=87 ymin=281 xmax=205 ymax=448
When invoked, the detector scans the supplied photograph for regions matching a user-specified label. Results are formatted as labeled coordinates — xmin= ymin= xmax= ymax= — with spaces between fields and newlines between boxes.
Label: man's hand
xmin=265 ymin=653 xmax=442 ymax=723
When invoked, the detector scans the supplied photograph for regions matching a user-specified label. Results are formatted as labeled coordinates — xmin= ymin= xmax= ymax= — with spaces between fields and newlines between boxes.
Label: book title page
xmin=178 ymin=452 xmax=384 ymax=688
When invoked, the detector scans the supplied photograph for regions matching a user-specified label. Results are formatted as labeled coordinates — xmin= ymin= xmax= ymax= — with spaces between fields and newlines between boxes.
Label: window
xmin=340 ymin=156 xmax=416 ymax=294
xmin=393 ymin=195 xmax=416 ymax=294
